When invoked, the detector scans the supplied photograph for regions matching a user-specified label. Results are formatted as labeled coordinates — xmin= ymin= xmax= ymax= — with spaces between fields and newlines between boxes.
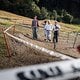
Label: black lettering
xmin=17 ymin=72 xmax=31 ymax=80
xmin=49 ymin=67 xmax=56 ymax=77
xmin=72 ymin=65 xmax=80 ymax=72
xmin=38 ymin=69 xmax=50 ymax=78
xmin=17 ymin=67 xmax=63 ymax=80
xmin=30 ymin=71 xmax=36 ymax=77
xmin=49 ymin=67 xmax=54 ymax=73
xmin=55 ymin=66 xmax=63 ymax=75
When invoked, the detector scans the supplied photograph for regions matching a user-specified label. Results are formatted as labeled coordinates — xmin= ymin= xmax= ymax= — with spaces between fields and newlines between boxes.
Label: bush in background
xmin=39 ymin=7 xmax=48 ymax=19
xmin=62 ymin=14 xmax=73 ymax=23
xmin=72 ymin=18 xmax=80 ymax=24
xmin=52 ymin=10 xmax=58 ymax=20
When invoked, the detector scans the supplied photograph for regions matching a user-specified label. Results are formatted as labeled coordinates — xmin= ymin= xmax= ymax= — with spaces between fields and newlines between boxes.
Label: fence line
xmin=19 ymin=24 xmax=80 ymax=49
xmin=4 ymin=25 xmax=74 ymax=60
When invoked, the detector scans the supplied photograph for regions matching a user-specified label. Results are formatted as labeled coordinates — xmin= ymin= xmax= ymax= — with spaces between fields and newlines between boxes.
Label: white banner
xmin=0 ymin=59 xmax=80 ymax=80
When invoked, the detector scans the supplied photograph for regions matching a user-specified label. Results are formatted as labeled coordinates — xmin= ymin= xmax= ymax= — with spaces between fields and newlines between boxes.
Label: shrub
xmin=57 ymin=16 xmax=62 ymax=22
xmin=62 ymin=14 xmax=73 ymax=23
xmin=61 ymin=9 xmax=68 ymax=17
xmin=31 ymin=2 xmax=40 ymax=16
xmin=40 ymin=7 xmax=48 ymax=19
xmin=52 ymin=10 xmax=57 ymax=20
xmin=72 ymin=18 xmax=80 ymax=24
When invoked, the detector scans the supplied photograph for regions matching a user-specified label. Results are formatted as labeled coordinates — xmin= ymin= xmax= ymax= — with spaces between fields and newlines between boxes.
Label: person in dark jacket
xmin=53 ymin=21 xmax=61 ymax=43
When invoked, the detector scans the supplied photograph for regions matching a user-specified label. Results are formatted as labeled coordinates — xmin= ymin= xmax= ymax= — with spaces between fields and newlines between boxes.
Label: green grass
xmin=0 ymin=22 xmax=12 ymax=27
xmin=60 ymin=23 xmax=80 ymax=32
xmin=0 ymin=33 xmax=6 ymax=56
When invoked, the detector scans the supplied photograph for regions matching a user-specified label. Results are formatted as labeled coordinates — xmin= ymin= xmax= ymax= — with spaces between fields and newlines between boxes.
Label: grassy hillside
xmin=0 ymin=10 xmax=80 ymax=30
xmin=0 ymin=10 xmax=80 ymax=45
xmin=0 ymin=10 xmax=80 ymax=69
xmin=0 ymin=10 xmax=80 ymax=55
xmin=0 ymin=28 xmax=7 ymax=58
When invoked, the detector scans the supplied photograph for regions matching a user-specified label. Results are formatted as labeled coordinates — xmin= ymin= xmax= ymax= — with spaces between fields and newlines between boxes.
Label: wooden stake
xmin=2 ymin=28 xmax=11 ymax=57
xmin=73 ymin=32 xmax=78 ymax=48
xmin=67 ymin=32 xmax=69 ymax=43
xmin=13 ymin=25 xmax=15 ymax=35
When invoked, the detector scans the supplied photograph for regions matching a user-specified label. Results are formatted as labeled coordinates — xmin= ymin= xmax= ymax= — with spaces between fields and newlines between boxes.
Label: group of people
xmin=31 ymin=16 xmax=80 ymax=53
xmin=32 ymin=16 xmax=61 ymax=43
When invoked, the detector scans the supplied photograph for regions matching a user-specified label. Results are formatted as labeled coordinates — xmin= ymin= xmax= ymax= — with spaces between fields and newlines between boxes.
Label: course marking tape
xmin=0 ymin=59 xmax=80 ymax=80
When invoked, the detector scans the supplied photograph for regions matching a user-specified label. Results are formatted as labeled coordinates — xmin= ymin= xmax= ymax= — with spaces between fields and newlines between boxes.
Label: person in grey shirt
xmin=32 ymin=16 xmax=39 ymax=39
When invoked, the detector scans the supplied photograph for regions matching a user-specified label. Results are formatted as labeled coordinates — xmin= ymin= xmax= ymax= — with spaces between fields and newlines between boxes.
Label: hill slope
xmin=0 ymin=10 xmax=80 ymax=31
xmin=0 ymin=10 xmax=80 ymax=69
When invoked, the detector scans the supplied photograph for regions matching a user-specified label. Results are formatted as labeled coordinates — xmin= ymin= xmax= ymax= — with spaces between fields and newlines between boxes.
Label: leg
xmin=44 ymin=29 xmax=47 ymax=40
xmin=53 ymin=36 xmax=56 ymax=43
xmin=32 ymin=27 xmax=35 ymax=39
xmin=48 ymin=31 xmax=51 ymax=41
xmin=54 ymin=31 xmax=59 ymax=43
xmin=46 ymin=30 xmax=48 ymax=41
xmin=56 ymin=31 xmax=59 ymax=43
xmin=56 ymin=35 xmax=58 ymax=43
xmin=35 ymin=27 xmax=37 ymax=39
xmin=32 ymin=27 xmax=37 ymax=39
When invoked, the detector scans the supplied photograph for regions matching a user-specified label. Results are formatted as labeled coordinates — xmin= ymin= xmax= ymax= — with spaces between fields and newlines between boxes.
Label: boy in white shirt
xmin=45 ymin=20 xmax=53 ymax=41
xmin=42 ymin=21 xmax=47 ymax=40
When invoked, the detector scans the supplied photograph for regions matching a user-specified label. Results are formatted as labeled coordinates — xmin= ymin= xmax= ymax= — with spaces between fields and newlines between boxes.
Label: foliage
xmin=40 ymin=7 xmax=48 ymax=19
xmin=57 ymin=16 xmax=62 ymax=22
xmin=0 ymin=0 xmax=80 ymax=24
xmin=31 ymin=2 xmax=40 ymax=17
xmin=72 ymin=18 xmax=80 ymax=24
xmin=61 ymin=9 xmax=68 ymax=17
xmin=62 ymin=14 xmax=73 ymax=23
xmin=52 ymin=10 xmax=58 ymax=20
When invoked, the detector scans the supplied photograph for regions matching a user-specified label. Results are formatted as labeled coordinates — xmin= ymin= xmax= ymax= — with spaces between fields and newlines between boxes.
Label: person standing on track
xmin=45 ymin=20 xmax=53 ymax=41
xmin=32 ymin=16 xmax=39 ymax=40
xmin=42 ymin=20 xmax=47 ymax=40
xmin=53 ymin=21 xmax=61 ymax=43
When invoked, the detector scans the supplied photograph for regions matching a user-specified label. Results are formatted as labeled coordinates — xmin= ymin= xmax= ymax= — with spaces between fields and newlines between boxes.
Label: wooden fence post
xmin=2 ymin=28 xmax=11 ymax=57
xmin=13 ymin=25 xmax=15 ymax=35
xmin=73 ymin=32 xmax=78 ymax=48
xmin=67 ymin=32 xmax=69 ymax=43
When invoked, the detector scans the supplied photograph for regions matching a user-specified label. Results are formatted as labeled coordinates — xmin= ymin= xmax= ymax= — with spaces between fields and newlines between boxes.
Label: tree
xmin=31 ymin=2 xmax=40 ymax=17
xmin=40 ymin=7 xmax=48 ymax=19
xmin=34 ymin=0 xmax=39 ymax=4
xmin=62 ymin=14 xmax=73 ymax=23
xmin=52 ymin=10 xmax=58 ymax=20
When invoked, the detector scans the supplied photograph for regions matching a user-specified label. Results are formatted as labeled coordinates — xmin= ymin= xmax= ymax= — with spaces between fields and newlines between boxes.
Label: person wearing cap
xmin=32 ymin=16 xmax=39 ymax=39
xmin=53 ymin=21 xmax=61 ymax=43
